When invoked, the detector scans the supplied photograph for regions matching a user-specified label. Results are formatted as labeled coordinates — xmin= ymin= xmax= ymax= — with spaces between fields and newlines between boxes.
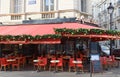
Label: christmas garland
xmin=0 ymin=28 xmax=119 ymax=41
xmin=54 ymin=28 xmax=120 ymax=36
xmin=0 ymin=34 xmax=61 ymax=41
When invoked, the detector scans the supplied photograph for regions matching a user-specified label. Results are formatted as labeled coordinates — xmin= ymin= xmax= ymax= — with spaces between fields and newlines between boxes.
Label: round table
xmin=33 ymin=60 xmax=39 ymax=62
xmin=72 ymin=60 xmax=82 ymax=74
xmin=50 ymin=60 xmax=60 ymax=73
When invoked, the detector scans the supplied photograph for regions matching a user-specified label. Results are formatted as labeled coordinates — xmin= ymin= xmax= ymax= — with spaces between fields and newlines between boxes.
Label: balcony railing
xmin=11 ymin=15 xmax=22 ymax=20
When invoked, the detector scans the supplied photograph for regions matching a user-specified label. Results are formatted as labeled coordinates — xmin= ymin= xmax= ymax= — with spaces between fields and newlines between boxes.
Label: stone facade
xmin=0 ymin=0 xmax=93 ymax=25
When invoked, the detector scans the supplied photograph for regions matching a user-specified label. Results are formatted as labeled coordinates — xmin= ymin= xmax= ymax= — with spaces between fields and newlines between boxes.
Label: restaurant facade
xmin=0 ymin=21 xmax=119 ymax=72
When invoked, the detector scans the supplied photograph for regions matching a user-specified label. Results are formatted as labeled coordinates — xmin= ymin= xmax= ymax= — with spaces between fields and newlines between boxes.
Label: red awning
xmin=0 ymin=22 xmax=115 ymax=44
xmin=0 ymin=23 xmax=101 ymax=36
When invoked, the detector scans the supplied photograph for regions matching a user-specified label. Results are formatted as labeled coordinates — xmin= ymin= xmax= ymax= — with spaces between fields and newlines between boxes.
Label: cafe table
xmin=72 ymin=60 xmax=82 ymax=74
xmin=7 ymin=59 xmax=16 ymax=71
xmin=50 ymin=60 xmax=60 ymax=73
xmin=33 ymin=59 xmax=44 ymax=72
xmin=7 ymin=59 xmax=16 ymax=62
xmin=33 ymin=59 xmax=39 ymax=62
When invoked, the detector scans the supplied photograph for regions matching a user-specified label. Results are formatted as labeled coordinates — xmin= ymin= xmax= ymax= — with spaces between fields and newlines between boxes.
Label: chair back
xmin=57 ymin=58 xmax=63 ymax=66
xmin=51 ymin=57 xmax=56 ymax=60
xmin=69 ymin=58 xmax=75 ymax=66
xmin=1 ymin=58 xmax=8 ymax=65
xmin=13 ymin=58 xmax=20 ymax=65
xmin=100 ymin=57 xmax=107 ymax=65
xmin=0 ymin=58 xmax=1 ymax=65
xmin=110 ymin=55 xmax=116 ymax=62
xmin=38 ymin=56 xmax=43 ymax=59
xmin=76 ymin=58 xmax=82 ymax=63
xmin=42 ymin=58 xmax=47 ymax=65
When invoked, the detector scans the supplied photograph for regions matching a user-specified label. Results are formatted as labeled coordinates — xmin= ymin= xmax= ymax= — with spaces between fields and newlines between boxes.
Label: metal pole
xmin=116 ymin=40 xmax=117 ymax=48
xmin=110 ymin=13 xmax=113 ymax=55
xmin=89 ymin=39 xmax=92 ymax=77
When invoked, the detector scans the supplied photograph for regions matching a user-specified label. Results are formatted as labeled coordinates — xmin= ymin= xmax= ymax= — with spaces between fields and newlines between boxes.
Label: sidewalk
xmin=0 ymin=68 xmax=120 ymax=77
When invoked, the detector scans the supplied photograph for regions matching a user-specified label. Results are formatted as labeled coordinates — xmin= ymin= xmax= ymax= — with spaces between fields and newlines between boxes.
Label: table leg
xmin=53 ymin=63 xmax=58 ymax=73
xmin=36 ymin=66 xmax=41 ymax=72
xmin=117 ymin=61 xmax=120 ymax=68
xmin=75 ymin=64 xmax=80 ymax=74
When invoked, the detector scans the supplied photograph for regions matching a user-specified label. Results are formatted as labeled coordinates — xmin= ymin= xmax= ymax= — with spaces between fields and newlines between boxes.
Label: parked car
xmin=90 ymin=42 xmax=110 ymax=56
xmin=99 ymin=44 xmax=110 ymax=56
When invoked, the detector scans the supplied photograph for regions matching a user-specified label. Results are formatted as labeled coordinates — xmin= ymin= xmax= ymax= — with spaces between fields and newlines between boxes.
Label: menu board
xmin=92 ymin=60 xmax=102 ymax=73
xmin=90 ymin=42 xmax=102 ymax=73
xmin=91 ymin=54 xmax=102 ymax=73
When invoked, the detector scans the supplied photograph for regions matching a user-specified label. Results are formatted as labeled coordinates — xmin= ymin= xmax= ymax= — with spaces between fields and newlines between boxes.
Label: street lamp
xmin=115 ymin=26 xmax=118 ymax=48
xmin=107 ymin=3 xmax=114 ymax=55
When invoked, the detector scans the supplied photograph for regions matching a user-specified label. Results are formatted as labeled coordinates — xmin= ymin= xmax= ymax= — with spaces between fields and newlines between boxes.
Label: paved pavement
xmin=0 ymin=68 xmax=120 ymax=77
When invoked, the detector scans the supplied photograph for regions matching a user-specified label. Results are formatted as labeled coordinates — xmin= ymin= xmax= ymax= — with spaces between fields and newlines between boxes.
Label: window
xmin=117 ymin=0 xmax=120 ymax=5
xmin=42 ymin=13 xmax=55 ymax=18
xmin=119 ymin=40 xmax=120 ymax=45
xmin=111 ymin=40 xmax=115 ymax=46
xmin=118 ymin=7 xmax=120 ymax=16
xmin=11 ymin=15 xmax=21 ymax=20
xmin=44 ymin=0 xmax=49 ymax=11
xmin=42 ymin=0 xmax=54 ymax=11
xmin=28 ymin=0 xmax=36 ymax=5
xmin=50 ymin=0 xmax=54 ymax=11
xmin=10 ymin=0 xmax=22 ymax=13
xmin=81 ymin=0 xmax=86 ymax=12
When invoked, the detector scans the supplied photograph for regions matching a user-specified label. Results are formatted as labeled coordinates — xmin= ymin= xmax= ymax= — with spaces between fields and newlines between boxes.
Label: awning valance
xmin=0 ymin=39 xmax=61 ymax=44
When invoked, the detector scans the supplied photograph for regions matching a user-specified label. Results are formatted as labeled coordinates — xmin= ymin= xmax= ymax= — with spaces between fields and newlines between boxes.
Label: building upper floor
xmin=0 ymin=0 xmax=93 ymax=25
xmin=0 ymin=0 xmax=90 ymax=14
xmin=92 ymin=0 xmax=120 ymax=29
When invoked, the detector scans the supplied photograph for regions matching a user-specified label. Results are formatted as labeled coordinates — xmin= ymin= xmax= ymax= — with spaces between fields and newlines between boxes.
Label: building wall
xmin=58 ymin=0 xmax=74 ymax=10
xmin=0 ymin=0 xmax=10 ymax=14
xmin=0 ymin=0 xmax=93 ymax=25
xmin=93 ymin=0 xmax=120 ymax=49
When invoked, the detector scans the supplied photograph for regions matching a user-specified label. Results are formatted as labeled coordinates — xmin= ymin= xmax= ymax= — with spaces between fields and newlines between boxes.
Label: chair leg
xmin=49 ymin=66 xmax=51 ymax=71
xmin=34 ymin=65 xmax=36 ymax=70
xmin=44 ymin=66 xmax=46 ymax=70
xmin=0 ymin=66 xmax=2 ymax=71
xmin=56 ymin=66 xmax=58 ymax=71
xmin=69 ymin=67 xmax=71 ymax=72
xmin=17 ymin=66 xmax=20 ymax=71
xmin=62 ymin=66 xmax=63 ymax=71
xmin=82 ymin=67 xmax=84 ymax=73
xmin=12 ymin=66 xmax=14 ymax=71
xmin=4 ymin=66 xmax=6 ymax=71
xmin=8 ymin=65 xmax=10 ymax=69
xmin=37 ymin=66 xmax=40 ymax=70
xmin=75 ymin=67 xmax=77 ymax=72
xmin=39 ymin=66 xmax=41 ymax=70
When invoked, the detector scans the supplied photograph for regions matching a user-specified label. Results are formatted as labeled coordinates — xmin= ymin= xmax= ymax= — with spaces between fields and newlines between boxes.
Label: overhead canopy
xmin=0 ymin=23 xmax=101 ymax=36
xmin=0 ymin=22 xmax=119 ymax=44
